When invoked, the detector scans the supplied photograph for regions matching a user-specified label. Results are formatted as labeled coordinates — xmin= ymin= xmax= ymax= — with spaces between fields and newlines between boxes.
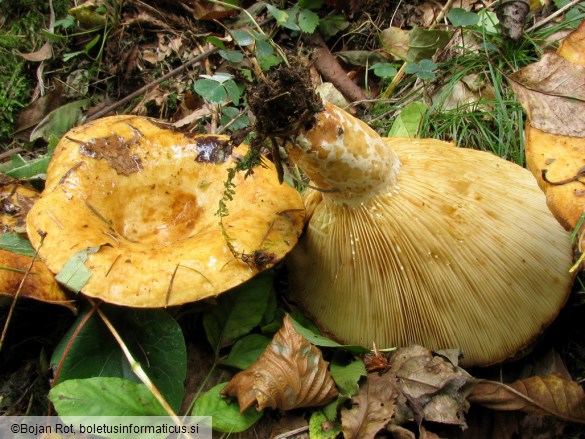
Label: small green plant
xmin=193 ymin=73 xmax=242 ymax=105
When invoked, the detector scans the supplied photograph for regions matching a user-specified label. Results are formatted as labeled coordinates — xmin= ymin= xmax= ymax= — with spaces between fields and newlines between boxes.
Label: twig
xmin=0 ymin=147 xmax=25 ymax=160
xmin=86 ymin=47 xmax=219 ymax=122
xmin=526 ymin=0 xmax=583 ymax=32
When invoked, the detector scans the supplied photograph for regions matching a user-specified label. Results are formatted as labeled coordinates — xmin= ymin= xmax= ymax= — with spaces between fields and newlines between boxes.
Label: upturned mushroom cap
xmin=26 ymin=116 xmax=304 ymax=307
xmin=287 ymin=102 xmax=574 ymax=367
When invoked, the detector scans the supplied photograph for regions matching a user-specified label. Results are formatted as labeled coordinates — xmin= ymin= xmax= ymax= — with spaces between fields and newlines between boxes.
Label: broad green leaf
xmin=3 ymin=155 xmax=51 ymax=179
xmin=388 ymin=101 xmax=428 ymax=137
xmin=407 ymin=27 xmax=452 ymax=63
xmin=50 ymin=377 xmax=166 ymax=416
xmin=299 ymin=0 xmax=324 ymax=9
xmin=448 ymin=8 xmax=479 ymax=27
xmin=309 ymin=410 xmax=341 ymax=438
xmin=220 ymin=106 xmax=249 ymax=131
xmin=193 ymin=382 xmax=263 ymax=433
xmin=193 ymin=79 xmax=227 ymax=103
xmin=266 ymin=4 xmax=289 ymax=25
xmin=477 ymin=10 xmax=499 ymax=34
xmin=330 ymin=354 xmax=367 ymax=397
xmin=223 ymin=79 xmax=241 ymax=105
xmin=281 ymin=6 xmax=302 ymax=31
xmin=370 ymin=62 xmax=398 ymax=78
xmin=222 ymin=334 xmax=271 ymax=369
xmin=319 ymin=14 xmax=350 ymax=39
xmin=298 ymin=8 xmax=320 ymax=33
xmin=207 ymin=35 xmax=226 ymax=49
xmin=289 ymin=316 xmax=369 ymax=355
xmin=55 ymin=246 xmax=100 ymax=293
xmin=30 ymin=99 xmax=91 ymax=142
xmin=258 ymin=54 xmax=281 ymax=71
xmin=51 ymin=306 xmax=187 ymax=411
xmin=0 ymin=233 xmax=36 ymax=257
xmin=203 ymin=272 xmax=273 ymax=352
xmin=404 ymin=59 xmax=437 ymax=80
xmin=231 ymin=29 xmax=256 ymax=46
xmin=219 ymin=49 xmax=244 ymax=63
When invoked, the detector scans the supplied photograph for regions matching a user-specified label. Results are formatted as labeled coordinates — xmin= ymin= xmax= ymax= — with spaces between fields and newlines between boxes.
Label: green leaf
xmin=220 ymin=106 xmax=249 ymax=131
xmin=222 ymin=334 xmax=271 ymax=369
xmin=30 ymin=99 xmax=91 ymax=142
xmin=370 ymin=62 xmax=398 ymax=78
xmin=298 ymin=8 xmax=320 ymax=34
xmin=318 ymin=14 xmax=350 ymax=39
xmin=388 ymin=101 xmax=428 ymax=137
xmin=231 ymin=29 xmax=256 ymax=46
xmin=223 ymin=79 xmax=242 ymax=105
xmin=404 ymin=59 xmax=437 ymax=80
xmin=84 ymin=34 xmax=101 ymax=52
xmin=448 ymin=8 xmax=479 ymax=27
xmin=55 ymin=246 xmax=101 ymax=293
xmin=289 ymin=316 xmax=369 ymax=355
xmin=193 ymin=382 xmax=263 ymax=433
xmin=54 ymin=15 xmax=76 ymax=30
xmin=203 ymin=272 xmax=273 ymax=352
xmin=50 ymin=377 xmax=166 ymax=416
xmin=407 ymin=27 xmax=452 ymax=63
xmin=309 ymin=410 xmax=341 ymax=438
xmin=330 ymin=354 xmax=367 ymax=397
xmin=3 ymin=155 xmax=51 ymax=179
xmin=193 ymin=79 xmax=228 ymax=103
xmin=477 ymin=10 xmax=499 ymax=34
xmin=207 ymin=35 xmax=226 ymax=49
xmin=0 ymin=233 xmax=36 ymax=257
xmin=266 ymin=4 xmax=289 ymax=25
xmin=51 ymin=306 xmax=187 ymax=411
xmin=219 ymin=49 xmax=244 ymax=63
xmin=336 ymin=50 xmax=388 ymax=67
xmin=299 ymin=0 xmax=324 ymax=9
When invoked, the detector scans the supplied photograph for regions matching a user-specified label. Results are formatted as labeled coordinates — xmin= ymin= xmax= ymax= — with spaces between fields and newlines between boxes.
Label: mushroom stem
xmin=286 ymin=102 xmax=400 ymax=204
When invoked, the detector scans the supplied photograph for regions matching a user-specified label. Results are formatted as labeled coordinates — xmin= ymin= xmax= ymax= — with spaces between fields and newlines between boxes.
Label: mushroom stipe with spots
xmin=26 ymin=116 xmax=304 ymax=308
xmin=249 ymin=63 xmax=574 ymax=367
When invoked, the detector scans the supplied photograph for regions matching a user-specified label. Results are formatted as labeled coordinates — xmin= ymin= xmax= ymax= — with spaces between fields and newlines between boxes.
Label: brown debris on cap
xmin=26 ymin=116 xmax=304 ymax=307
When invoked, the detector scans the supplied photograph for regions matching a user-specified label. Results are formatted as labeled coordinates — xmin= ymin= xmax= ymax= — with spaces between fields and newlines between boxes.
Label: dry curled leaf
xmin=221 ymin=314 xmax=338 ymax=412
xmin=0 ymin=250 xmax=76 ymax=311
xmin=468 ymin=374 xmax=585 ymax=424
xmin=512 ymin=22 xmax=585 ymax=232
xmin=389 ymin=345 xmax=473 ymax=426
xmin=509 ymin=52 xmax=585 ymax=137
xmin=341 ymin=372 xmax=399 ymax=439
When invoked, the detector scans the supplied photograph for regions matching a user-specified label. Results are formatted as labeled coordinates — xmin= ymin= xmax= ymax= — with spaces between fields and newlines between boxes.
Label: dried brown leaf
xmin=0 ymin=178 xmax=40 ymax=234
xmin=0 ymin=250 xmax=76 ymax=310
xmin=221 ymin=314 xmax=338 ymax=412
xmin=509 ymin=52 xmax=585 ymax=137
xmin=468 ymin=374 xmax=585 ymax=424
xmin=390 ymin=346 xmax=473 ymax=426
xmin=558 ymin=19 xmax=585 ymax=66
xmin=341 ymin=372 xmax=399 ymax=439
xmin=17 ymin=41 xmax=53 ymax=62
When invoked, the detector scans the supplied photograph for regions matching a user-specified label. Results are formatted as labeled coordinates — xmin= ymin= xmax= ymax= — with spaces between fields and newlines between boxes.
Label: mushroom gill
xmin=284 ymin=101 xmax=574 ymax=367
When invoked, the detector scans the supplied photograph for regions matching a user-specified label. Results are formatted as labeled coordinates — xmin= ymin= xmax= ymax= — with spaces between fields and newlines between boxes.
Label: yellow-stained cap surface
xmin=27 ymin=116 xmax=304 ymax=307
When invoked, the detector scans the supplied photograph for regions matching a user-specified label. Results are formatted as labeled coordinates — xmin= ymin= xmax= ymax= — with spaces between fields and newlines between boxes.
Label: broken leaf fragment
xmin=221 ymin=314 xmax=339 ymax=412
xmin=0 ymin=176 xmax=40 ymax=234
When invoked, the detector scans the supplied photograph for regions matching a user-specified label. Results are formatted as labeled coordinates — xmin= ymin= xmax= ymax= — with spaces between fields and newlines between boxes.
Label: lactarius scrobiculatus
xmin=249 ymin=64 xmax=574 ymax=367
xmin=26 ymin=115 xmax=304 ymax=307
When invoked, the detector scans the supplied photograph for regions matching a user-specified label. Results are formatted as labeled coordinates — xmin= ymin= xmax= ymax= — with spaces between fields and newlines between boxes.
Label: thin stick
xmin=91 ymin=299 xmax=191 ymax=436
xmin=527 ymin=0 xmax=583 ymax=32
xmin=87 ymin=47 xmax=219 ymax=122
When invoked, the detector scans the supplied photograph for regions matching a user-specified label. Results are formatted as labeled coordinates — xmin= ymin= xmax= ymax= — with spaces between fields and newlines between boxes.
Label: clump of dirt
xmin=247 ymin=58 xmax=323 ymax=137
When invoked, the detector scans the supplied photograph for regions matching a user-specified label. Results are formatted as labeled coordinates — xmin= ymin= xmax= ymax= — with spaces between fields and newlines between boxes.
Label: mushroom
xmin=26 ymin=115 xmax=304 ymax=307
xmin=246 ymin=59 xmax=574 ymax=368
xmin=281 ymin=100 xmax=574 ymax=367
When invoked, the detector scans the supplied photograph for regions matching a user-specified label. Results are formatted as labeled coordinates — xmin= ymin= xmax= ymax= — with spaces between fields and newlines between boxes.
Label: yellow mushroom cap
xmin=26 ymin=116 xmax=304 ymax=307
xmin=287 ymin=102 xmax=574 ymax=367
